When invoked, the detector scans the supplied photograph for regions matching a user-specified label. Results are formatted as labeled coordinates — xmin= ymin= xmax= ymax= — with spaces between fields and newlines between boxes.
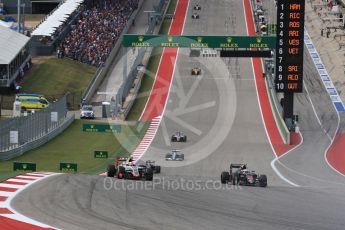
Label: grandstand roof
xmin=31 ymin=0 xmax=84 ymax=36
xmin=0 ymin=26 xmax=30 ymax=65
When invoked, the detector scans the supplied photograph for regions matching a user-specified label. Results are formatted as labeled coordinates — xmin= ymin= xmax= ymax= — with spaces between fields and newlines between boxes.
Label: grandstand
xmin=0 ymin=25 xmax=31 ymax=88
xmin=31 ymin=0 xmax=84 ymax=37
xmin=29 ymin=0 xmax=138 ymax=62
xmin=58 ymin=0 xmax=138 ymax=66
xmin=29 ymin=0 xmax=84 ymax=55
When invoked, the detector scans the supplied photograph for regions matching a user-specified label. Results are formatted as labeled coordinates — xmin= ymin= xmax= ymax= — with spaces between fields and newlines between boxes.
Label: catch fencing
xmin=0 ymin=95 xmax=74 ymax=160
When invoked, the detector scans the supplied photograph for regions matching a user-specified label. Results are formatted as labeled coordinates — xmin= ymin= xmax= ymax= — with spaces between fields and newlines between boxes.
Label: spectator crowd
xmin=58 ymin=0 xmax=138 ymax=67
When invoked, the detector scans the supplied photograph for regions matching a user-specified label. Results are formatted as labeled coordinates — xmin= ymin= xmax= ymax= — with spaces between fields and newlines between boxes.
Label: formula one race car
xmin=191 ymin=13 xmax=199 ymax=19
xmin=191 ymin=67 xmax=201 ymax=76
xmin=165 ymin=150 xmax=184 ymax=161
xmin=171 ymin=131 xmax=187 ymax=142
xmin=221 ymin=163 xmax=267 ymax=187
xmin=194 ymin=4 xmax=201 ymax=10
xmin=107 ymin=157 xmax=154 ymax=181
xmin=141 ymin=160 xmax=161 ymax=173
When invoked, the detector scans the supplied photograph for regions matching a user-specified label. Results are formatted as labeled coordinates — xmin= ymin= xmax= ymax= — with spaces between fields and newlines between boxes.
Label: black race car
xmin=171 ymin=131 xmax=187 ymax=142
xmin=191 ymin=13 xmax=199 ymax=19
xmin=141 ymin=160 xmax=161 ymax=173
xmin=165 ymin=150 xmax=184 ymax=161
xmin=194 ymin=4 xmax=201 ymax=10
xmin=221 ymin=163 xmax=267 ymax=187
xmin=191 ymin=67 xmax=201 ymax=75
xmin=107 ymin=157 xmax=154 ymax=181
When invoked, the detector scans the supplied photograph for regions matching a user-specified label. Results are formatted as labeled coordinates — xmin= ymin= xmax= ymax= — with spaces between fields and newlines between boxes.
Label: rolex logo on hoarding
xmin=227 ymin=37 xmax=232 ymax=43
xmin=22 ymin=164 xmax=27 ymax=170
xmin=256 ymin=37 xmax=262 ymax=43
xmin=197 ymin=37 xmax=202 ymax=43
xmin=168 ymin=36 xmax=173 ymax=42
xmin=138 ymin=36 xmax=144 ymax=42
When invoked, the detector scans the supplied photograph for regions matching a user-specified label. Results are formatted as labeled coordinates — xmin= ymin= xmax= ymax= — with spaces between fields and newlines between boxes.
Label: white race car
xmin=171 ymin=131 xmax=187 ymax=142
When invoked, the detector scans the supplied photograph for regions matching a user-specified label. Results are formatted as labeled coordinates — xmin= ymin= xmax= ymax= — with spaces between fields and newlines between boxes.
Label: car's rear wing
xmin=230 ymin=164 xmax=246 ymax=172
xmin=116 ymin=157 xmax=129 ymax=167
xmin=230 ymin=163 xmax=246 ymax=168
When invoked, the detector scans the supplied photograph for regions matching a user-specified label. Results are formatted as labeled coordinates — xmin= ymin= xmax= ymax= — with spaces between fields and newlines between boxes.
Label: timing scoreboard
xmin=275 ymin=0 xmax=305 ymax=93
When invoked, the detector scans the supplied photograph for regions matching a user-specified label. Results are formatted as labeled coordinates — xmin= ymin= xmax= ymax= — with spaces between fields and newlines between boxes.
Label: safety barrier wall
xmin=118 ymin=0 xmax=169 ymax=119
xmin=250 ymin=0 xmax=290 ymax=144
xmin=264 ymin=67 xmax=290 ymax=144
xmin=0 ymin=95 xmax=74 ymax=160
xmin=122 ymin=72 xmax=143 ymax=119
xmin=0 ymin=115 xmax=74 ymax=160
xmin=121 ymin=47 xmax=154 ymax=119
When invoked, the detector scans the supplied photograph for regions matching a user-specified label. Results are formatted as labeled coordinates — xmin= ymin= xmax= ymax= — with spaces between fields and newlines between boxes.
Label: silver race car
xmin=171 ymin=131 xmax=187 ymax=142
xmin=165 ymin=150 xmax=184 ymax=161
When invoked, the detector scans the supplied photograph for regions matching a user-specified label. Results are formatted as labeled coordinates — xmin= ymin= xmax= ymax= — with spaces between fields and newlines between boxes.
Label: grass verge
xmin=126 ymin=0 xmax=177 ymax=121
xmin=0 ymin=1 xmax=178 ymax=179
xmin=22 ymin=57 xmax=96 ymax=97
xmin=1 ymin=57 xmax=96 ymax=109
xmin=0 ymin=172 xmax=23 ymax=183
xmin=0 ymin=120 xmax=149 ymax=177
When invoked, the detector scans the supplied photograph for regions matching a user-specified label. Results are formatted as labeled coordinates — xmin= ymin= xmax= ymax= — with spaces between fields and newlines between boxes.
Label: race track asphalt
xmin=11 ymin=0 xmax=345 ymax=229
xmin=11 ymin=173 xmax=345 ymax=230
xmin=273 ymin=49 xmax=345 ymax=188
xmin=141 ymin=0 xmax=283 ymax=186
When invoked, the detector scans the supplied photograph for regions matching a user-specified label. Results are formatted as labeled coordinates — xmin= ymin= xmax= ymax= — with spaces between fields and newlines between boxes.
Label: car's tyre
xmin=232 ymin=175 xmax=236 ymax=185
xmin=181 ymin=154 xmax=184 ymax=160
xmin=145 ymin=168 xmax=153 ymax=181
xmin=117 ymin=166 xmax=125 ymax=179
xmin=107 ymin=165 xmax=116 ymax=177
xmin=171 ymin=137 xmax=176 ymax=142
xmin=221 ymin=171 xmax=230 ymax=184
xmin=155 ymin=165 xmax=161 ymax=174
xmin=258 ymin=175 xmax=267 ymax=187
xmin=183 ymin=136 xmax=187 ymax=142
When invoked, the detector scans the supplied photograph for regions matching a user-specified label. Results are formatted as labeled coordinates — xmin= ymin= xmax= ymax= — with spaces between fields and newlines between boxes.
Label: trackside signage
xmin=123 ymin=35 xmax=276 ymax=49
xmin=13 ymin=162 xmax=36 ymax=171
xmin=82 ymin=124 xmax=121 ymax=133
xmin=94 ymin=150 xmax=108 ymax=158
xmin=275 ymin=0 xmax=305 ymax=92
xmin=60 ymin=163 xmax=77 ymax=173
